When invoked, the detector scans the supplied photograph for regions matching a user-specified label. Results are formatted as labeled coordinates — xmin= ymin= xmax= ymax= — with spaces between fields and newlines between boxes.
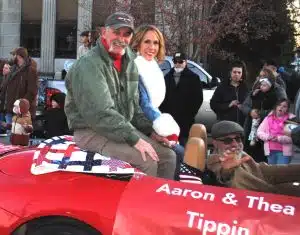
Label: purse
xmin=10 ymin=133 xmax=29 ymax=146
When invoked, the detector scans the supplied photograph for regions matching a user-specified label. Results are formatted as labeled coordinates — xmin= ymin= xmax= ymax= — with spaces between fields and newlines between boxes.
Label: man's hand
xmin=229 ymin=100 xmax=239 ymax=108
xmin=134 ymin=138 xmax=159 ymax=162
xmin=219 ymin=150 xmax=251 ymax=170
xmin=150 ymin=131 xmax=173 ymax=147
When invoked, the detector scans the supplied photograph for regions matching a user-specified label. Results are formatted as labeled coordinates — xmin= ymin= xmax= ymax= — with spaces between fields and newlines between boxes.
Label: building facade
xmin=0 ymin=0 xmax=213 ymax=76
xmin=0 ymin=0 xmax=117 ymax=76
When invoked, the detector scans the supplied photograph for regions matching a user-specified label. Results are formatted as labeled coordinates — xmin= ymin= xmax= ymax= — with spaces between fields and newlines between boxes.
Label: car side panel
xmin=0 ymin=150 xmax=128 ymax=235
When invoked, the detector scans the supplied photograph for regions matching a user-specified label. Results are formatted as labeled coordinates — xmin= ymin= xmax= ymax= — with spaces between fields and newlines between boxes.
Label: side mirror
xmin=210 ymin=77 xmax=221 ymax=88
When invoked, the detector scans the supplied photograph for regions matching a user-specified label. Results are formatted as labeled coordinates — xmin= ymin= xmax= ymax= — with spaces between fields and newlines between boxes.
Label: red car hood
xmin=0 ymin=148 xmax=129 ymax=235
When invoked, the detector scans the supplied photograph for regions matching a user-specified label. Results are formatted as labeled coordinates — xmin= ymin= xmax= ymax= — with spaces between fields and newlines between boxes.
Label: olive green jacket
xmin=65 ymin=42 xmax=153 ymax=146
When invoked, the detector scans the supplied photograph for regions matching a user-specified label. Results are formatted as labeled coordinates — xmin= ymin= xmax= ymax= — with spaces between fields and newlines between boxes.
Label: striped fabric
xmin=179 ymin=163 xmax=203 ymax=184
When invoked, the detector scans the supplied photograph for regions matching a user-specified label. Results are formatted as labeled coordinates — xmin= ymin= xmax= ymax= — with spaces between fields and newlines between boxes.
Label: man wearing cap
xmin=65 ymin=12 xmax=176 ymax=179
xmin=0 ymin=47 xmax=38 ymax=128
xmin=160 ymin=52 xmax=203 ymax=146
xmin=206 ymin=120 xmax=300 ymax=197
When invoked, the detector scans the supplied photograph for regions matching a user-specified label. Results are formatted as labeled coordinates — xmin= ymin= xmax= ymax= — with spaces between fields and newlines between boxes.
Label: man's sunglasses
xmin=173 ymin=60 xmax=184 ymax=64
xmin=216 ymin=136 xmax=243 ymax=145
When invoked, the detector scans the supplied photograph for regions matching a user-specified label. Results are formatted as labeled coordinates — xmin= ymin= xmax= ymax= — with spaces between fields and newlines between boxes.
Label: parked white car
xmin=159 ymin=56 xmax=219 ymax=132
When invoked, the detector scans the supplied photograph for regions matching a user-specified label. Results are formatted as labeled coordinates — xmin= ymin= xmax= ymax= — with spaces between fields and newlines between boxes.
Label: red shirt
xmin=101 ymin=38 xmax=122 ymax=72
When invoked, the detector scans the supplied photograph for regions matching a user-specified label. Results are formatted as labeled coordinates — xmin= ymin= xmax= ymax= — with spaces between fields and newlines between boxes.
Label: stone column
xmin=40 ymin=0 xmax=56 ymax=76
xmin=0 ymin=0 xmax=21 ymax=58
xmin=77 ymin=0 xmax=93 ymax=52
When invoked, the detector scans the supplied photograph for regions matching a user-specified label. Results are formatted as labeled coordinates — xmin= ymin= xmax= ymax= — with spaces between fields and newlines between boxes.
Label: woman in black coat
xmin=240 ymin=68 xmax=287 ymax=162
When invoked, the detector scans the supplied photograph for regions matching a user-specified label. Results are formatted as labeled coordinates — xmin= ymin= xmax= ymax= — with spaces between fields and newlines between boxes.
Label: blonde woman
xmin=131 ymin=25 xmax=184 ymax=179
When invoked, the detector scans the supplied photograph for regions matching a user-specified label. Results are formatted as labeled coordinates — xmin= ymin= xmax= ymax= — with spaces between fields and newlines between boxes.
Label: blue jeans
xmin=172 ymin=144 xmax=184 ymax=180
xmin=268 ymin=150 xmax=291 ymax=165
xmin=0 ymin=113 xmax=12 ymax=133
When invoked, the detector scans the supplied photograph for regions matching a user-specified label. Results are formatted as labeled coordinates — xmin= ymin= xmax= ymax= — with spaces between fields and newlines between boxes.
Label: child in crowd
xmin=1 ymin=98 xmax=33 ymax=146
xmin=44 ymin=93 xmax=70 ymax=138
xmin=257 ymin=98 xmax=295 ymax=164
xmin=248 ymin=77 xmax=278 ymax=146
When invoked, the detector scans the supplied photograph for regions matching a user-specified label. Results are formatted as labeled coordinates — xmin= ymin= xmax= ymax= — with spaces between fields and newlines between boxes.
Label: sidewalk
xmin=0 ymin=136 xmax=44 ymax=146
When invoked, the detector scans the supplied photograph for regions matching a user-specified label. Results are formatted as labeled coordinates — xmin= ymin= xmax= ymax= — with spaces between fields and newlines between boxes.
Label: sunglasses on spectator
xmin=173 ymin=60 xmax=184 ymax=64
xmin=216 ymin=136 xmax=243 ymax=145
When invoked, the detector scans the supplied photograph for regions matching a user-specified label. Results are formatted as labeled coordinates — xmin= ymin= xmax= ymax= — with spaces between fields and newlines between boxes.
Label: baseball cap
xmin=173 ymin=52 xmax=186 ymax=62
xmin=105 ymin=12 xmax=134 ymax=32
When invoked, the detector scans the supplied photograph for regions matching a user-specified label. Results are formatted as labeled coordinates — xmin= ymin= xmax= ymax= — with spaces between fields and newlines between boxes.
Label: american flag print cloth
xmin=31 ymin=135 xmax=143 ymax=176
xmin=179 ymin=163 xmax=203 ymax=185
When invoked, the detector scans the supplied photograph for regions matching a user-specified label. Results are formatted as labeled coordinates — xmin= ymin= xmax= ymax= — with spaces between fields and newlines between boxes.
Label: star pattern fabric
xmin=31 ymin=135 xmax=143 ymax=178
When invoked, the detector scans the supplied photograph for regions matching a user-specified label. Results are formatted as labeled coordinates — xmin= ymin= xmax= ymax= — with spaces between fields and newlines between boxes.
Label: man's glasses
xmin=216 ymin=136 xmax=243 ymax=145
xmin=173 ymin=60 xmax=184 ymax=64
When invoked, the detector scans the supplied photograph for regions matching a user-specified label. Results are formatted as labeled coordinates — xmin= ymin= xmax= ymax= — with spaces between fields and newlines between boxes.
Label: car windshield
xmin=159 ymin=59 xmax=210 ymax=87
xmin=186 ymin=63 xmax=209 ymax=84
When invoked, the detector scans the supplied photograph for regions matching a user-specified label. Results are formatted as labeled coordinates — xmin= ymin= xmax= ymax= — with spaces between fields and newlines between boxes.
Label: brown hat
xmin=211 ymin=121 xmax=244 ymax=139
xmin=14 ymin=47 xmax=28 ymax=58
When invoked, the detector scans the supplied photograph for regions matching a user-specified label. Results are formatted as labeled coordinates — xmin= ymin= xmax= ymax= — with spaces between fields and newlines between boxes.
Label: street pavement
xmin=0 ymin=136 xmax=44 ymax=146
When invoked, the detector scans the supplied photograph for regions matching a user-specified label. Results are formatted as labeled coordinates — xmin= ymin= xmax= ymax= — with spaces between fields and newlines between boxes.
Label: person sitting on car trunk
xmin=159 ymin=52 xmax=203 ymax=146
xmin=210 ymin=61 xmax=248 ymax=127
xmin=65 ymin=12 xmax=177 ymax=179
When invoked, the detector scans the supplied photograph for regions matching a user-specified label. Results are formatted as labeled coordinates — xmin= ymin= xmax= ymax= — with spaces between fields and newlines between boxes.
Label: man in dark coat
xmin=0 ymin=47 xmax=38 ymax=124
xmin=159 ymin=52 xmax=203 ymax=146
xmin=210 ymin=61 xmax=248 ymax=127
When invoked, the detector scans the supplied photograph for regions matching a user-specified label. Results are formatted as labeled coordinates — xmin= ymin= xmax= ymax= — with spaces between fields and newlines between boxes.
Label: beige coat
xmin=207 ymin=153 xmax=300 ymax=197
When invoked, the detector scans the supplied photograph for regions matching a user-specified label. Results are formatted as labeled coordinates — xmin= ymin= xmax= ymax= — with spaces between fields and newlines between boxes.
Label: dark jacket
xmin=292 ymin=126 xmax=300 ymax=148
xmin=45 ymin=93 xmax=70 ymax=138
xmin=159 ymin=67 xmax=203 ymax=138
xmin=251 ymin=88 xmax=278 ymax=116
xmin=44 ymin=108 xmax=70 ymax=138
xmin=0 ymin=58 xmax=38 ymax=119
xmin=210 ymin=79 xmax=248 ymax=126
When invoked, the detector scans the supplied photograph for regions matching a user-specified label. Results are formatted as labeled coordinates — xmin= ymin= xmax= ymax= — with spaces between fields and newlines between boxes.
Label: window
xmin=21 ymin=0 xmax=42 ymax=57
xmin=187 ymin=63 xmax=209 ymax=84
xmin=56 ymin=0 xmax=77 ymax=58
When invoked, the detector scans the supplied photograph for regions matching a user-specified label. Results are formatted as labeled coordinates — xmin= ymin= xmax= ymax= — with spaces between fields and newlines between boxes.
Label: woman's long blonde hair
xmin=130 ymin=24 xmax=165 ymax=62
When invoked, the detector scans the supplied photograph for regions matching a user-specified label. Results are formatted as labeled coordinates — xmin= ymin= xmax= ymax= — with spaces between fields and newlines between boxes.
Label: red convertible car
xmin=1 ymin=138 xmax=300 ymax=235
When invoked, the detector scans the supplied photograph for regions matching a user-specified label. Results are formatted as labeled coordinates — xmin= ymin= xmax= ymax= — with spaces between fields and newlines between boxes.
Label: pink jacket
xmin=257 ymin=112 xmax=295 ymax=156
